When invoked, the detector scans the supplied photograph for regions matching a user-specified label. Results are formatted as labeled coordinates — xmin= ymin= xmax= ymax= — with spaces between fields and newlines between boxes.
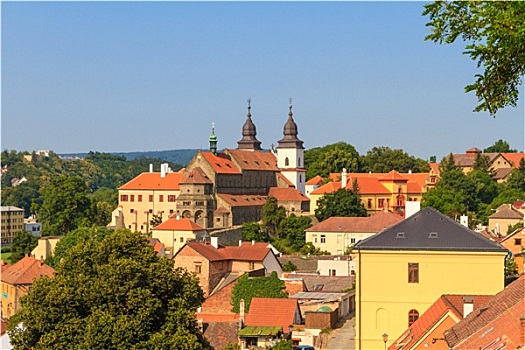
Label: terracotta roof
xmin=453 ymin=152 xmax=500 ymax=167
xmin=244 ymin=298 xmax=299 ymax=333
xmin=178 ymin=241 xmax=272 ymax=263
xmin=198 ymin=312 xmax=240 ymax=323
xmin=310 ymin=181 xmax=341 ymax=195
xmin=227 ymin=149 xmax=279 ymax=171
xmin=488 ymin=204 xmax=524 ymax=219
xmin=217 ymin=193 xmax=268 ymax=207
xmin=1 ymin=255 xmax=54 ymax=285
xmin=502 ymin=152 xmax=525 ymax=168
xmin=306 ymin=175 xmax=324 ymax=186
xmin=180 ymin=167 xmax=213 ymax=184
xmin=277 ymin=172 xmax=295 ymax=187
xmin=406 ymin=181 xmax=423 ymax=193
xmin=379 ymin=170 xmax=409 ymax=182
xmin=268 ymin=187 xmax=309 ymax=202
xmin=390 ymin=294 xmax=492 ymax=350
xmin=306 ymin=211 xmax=403 ymax=233
xmin=199 ymin=316 xmax=240 ymax=350
xmin=119 ymin=170 xmax=185 ymax=190
xmin=1 ymin=262 xmax=11 ymax=275
xmin=153 ymin=217 xmax=206 ymax=231
xmin=345 ymin=176 xmax=391 ymax=194
xmin=429 ymin=162 xmax=440 ymax=175
xmin=444 ymin=274 xmax=525 ymax=348
xmin=466 ymin=147 xmax=482 ymax=153
xmin=200 ymin=151 xmax=241 ymax=175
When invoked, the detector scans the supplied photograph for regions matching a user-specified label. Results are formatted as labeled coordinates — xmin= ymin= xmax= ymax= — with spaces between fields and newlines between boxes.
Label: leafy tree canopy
xmin=300 ymin=242 xmax=331 ymax=256
xmin=304 ymin=142 xmax=360 ymax=180
xmin=275 ymin=214 xmax=312 ymax=253
xmin=262 ymin=196 xmax=286 ymax=239
xmin=231 ymin=272 xmax=288 ymax=313
xmin=424 ymin=1 xmax=525 ymax=115
xmin=9 ymin=229 xmax=210 ymax=350
xmin=241 ymin=222 xmax=267 ymax=242
xmin=9 ymin=231 xmax=39 ymax=263
xmin=315 ymin=186 xmax=367 ymax=222
xmin=484 ymin=139 xmax=518 ymax=153
xmin=361 ymin=146 xmax=430 ymax=173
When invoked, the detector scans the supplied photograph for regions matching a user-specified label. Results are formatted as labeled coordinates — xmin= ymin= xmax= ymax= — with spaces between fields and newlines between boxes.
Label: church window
xmin=285 ymin=157 xmax=289 ymax=166
xmin=408 ymin=309 xmax=419 ymax=326
xmin=298 ymin=157 xmax=301 ymax=166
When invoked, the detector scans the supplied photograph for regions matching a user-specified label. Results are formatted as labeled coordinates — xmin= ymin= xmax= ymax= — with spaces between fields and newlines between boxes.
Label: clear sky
xmin=2 ymin=1 xmax=524 ymax=160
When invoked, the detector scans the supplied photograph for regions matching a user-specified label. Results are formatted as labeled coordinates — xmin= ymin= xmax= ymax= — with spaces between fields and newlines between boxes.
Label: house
xmin=150 ymin=217 xmax=208 ymax=257
xmin=443 ymin=274 xmax=525 ymax=349
xmin=290 ymin=290 xmax=354 ymax=319
xmin=451 ymin=147 xmax=512 ymax=174
xmin=24 ymin=214 xmax=41 ymax=237
xmin=239 ymin=298 xmax=302 ymax=349
xmin=305 ymin=210 xmax=404 ymax=255
xmin=354 ymin=207 xmax=508 ymax=350
xmin=488 ymin=204 xmax=524 ymax=236
xmin=31 ymin=236 xmax=62 ymax=261
xmin=197 ymin=313 xmax=240 ymax=350
xmin=173 ymin=238 xmax=283 ymax=297
xmin=268 ymin=187 xmax=310 ymax=215
xmin=1 ymin=256 xmax=54 ymax=318
xmin=112 ymin=103 xmax=308 ymax=232
xmin=388 ymin=294 xmax=492 ymax=350
xmin=310 ymin=169 xmax=436 ymax=216
xmin=305 ymin=175 xmax=324 ymax=198
xmin=1 ymin=206 xmax=25 ymax=245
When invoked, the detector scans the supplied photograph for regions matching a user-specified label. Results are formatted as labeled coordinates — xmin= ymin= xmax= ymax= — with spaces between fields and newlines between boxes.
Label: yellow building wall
xmin=355 ymin=250 xmax=505 ymax=350
xmin=150 ymin=229 xmax=205 ymax=257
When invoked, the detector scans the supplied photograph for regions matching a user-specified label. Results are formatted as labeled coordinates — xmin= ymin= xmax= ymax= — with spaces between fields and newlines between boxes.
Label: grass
xmin=1 ymin=252 xmax=12 ymax=263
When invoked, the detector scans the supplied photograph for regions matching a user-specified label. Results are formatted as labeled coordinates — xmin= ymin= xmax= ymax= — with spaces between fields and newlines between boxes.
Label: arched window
xmin=408 ymin=309 xmax=419 ymax=326
xmin=285 ymin=157 xmax=289 ymax=166
xmin=298 ymin=157 xmax=301 ymax=167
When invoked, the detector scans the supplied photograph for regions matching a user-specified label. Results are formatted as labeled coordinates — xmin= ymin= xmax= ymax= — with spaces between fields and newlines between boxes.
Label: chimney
xmin=239 ymin=240 xmax=243 ymax=246
xmin=39 ymin=256 xmax=44 ymax=266
xmin=462 ymin=296 xmax=474 ymax=317
xmin=160 ymin=163 xmax=167 ymax=178
xmin=408 ymin=169 xmax=412 ymax=174
xmin=460 ymin=215 xmax=468 ymax=227
xmin=252 ymin=240 xmax=255 ymax=246
xmin=240 ymin=299 xmax=245 ymax=325
xmin=210 ymin=236 xmax=219 ymax=249
xmin=341 ymin=168 xmax=347 ymax=189
xmin=149 ymin=163 xmax=153 ymax=173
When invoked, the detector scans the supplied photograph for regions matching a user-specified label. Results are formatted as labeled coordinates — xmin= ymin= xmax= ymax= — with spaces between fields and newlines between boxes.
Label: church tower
xmin=237 ymin=100 xmax=262 ymax=151
xmin=209 ymin=123 xmax=218 ymax=155
xmin=277 ymin=101 xmax=306 ymax=194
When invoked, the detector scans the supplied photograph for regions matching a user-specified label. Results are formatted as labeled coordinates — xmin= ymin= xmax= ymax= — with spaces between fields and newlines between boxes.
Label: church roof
xmin=277 ymin=104 xmax=304 ymax=149
xmin=355 ymin=207 xmax=508 ymax=252
xmin=227 ymin=149 xmax=279 ymax=171
xmin=217 ymin=193 xmax=268 ymax=207
xmin=119 ymin=170 xmax=185 ymax=190
xmin=200 ymin=152 xmax=241 ymax=175
xmin=237 ymin=102 xmax=262 ymax=150
xmin=180 ymin=167 xmax=213 ymax=184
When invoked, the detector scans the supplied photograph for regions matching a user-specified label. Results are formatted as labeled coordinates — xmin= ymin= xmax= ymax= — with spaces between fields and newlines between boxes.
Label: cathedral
xmin=112 ymin=102 xmax=310 ymax=232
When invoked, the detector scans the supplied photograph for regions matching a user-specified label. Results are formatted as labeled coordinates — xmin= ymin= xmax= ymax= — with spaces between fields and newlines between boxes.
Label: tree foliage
xmin=281 ymin=261 xmax=298 ymax=272
xmin=299 ymin=242 xmax=331 ymax=256
xmin=484 ymin=139 xmax=517 ymax=153
xmin=9 ymin=229 xmax=210 ymax=350
xmin=241 ymin=222 xmax=267 ymax=242
xmin=361 ymin=146 xmax=430 ymax=173
xmin=315 ymin=187 xmax=367 ymax=222
xmin=230 ymin=272 xmax=288 ymax=313
xmin=9 ymin=231 xmax=39 ymax=263
xmin=304 ymin=142 xmax=360 ymax=180
xmin=424 ymin=1 xmax=525 ymax=115
xmin=262 ymin=196 xmax=286 ymax=239
xmin=275 ymin=214 xmax=312 ymax=253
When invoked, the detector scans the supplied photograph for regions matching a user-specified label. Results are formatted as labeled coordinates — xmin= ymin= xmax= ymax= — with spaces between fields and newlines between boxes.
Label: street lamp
xmin=382 ymin=333 xmax=388 ymax=350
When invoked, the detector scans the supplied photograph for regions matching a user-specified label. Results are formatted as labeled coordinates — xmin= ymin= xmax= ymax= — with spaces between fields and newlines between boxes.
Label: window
xmin=329 ymin=269 xmax=336 ymax=276
xmin=351 ymin=238 xmax=356 ymax=244
xmin=313 ymin=235 xmax=317 ymax=243
xmin=515 ymin=238 xmax=522 ymax=246
xmin=285 ymin=157 xmax=289 ymax=166
xmin=180 ymin=237 xmax=184 ymax=242
xmin=298 ymin=157 xmax=301 ymax=167
xmin=149 ymin=195 xmax=154 ymax=202
xmin=249 ymin=262 xmax=255 ymax=269
xmin=196 ymin=201 xmax=204 ymax=206
xmin=159 ymin=195 xmax=164 ymax=202
xmin=367 ymin=198 xmax=372 ymax=208
xmin=378 ymin=198 xmax=384 ymax=208
xmin=408 ymin=263 xmax=419 ymax=283
xmin=183 ymin=201 xmax=191 ymax=206
xmin=138 ymin=195 xmax=142 ymax=202
xmin=120 ymin=195 xmax=128 ymax=202
xmin=195 ymin=264 xmax=202 ymax=274
xmin=168 ymin=195 xmax=176 ymax=202
xmin=130 ymin=195 xmax=134 ymax=202
xmin=320 ymin=235 xmax=326 ymax=243
xmin=408 ymin=309 xmax=419 ymax=326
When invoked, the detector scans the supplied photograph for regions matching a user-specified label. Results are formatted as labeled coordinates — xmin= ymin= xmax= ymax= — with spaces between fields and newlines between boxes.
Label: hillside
xmin=59 ymin=149 xmax=199 ymax=167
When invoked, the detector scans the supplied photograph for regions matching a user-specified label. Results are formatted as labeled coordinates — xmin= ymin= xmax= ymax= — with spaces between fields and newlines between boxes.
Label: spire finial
xmin=289 ymin=97 xmax=293 ymax=115
xmin=211 ymin=122 xmax=215 ymax=134
xmin=247 ymin=98 xmax=252 ymax=117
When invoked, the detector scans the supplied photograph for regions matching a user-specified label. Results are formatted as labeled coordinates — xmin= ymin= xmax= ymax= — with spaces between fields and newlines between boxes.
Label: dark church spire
xmin=278 ymin=99 xmax=304 ymax=149
xmin=237 ymin=99 xmax=262 ymax=151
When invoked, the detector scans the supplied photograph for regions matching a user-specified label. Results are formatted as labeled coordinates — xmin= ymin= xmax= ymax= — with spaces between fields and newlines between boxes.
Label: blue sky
xmin=2 ymin=1 xmax=524 ymax=160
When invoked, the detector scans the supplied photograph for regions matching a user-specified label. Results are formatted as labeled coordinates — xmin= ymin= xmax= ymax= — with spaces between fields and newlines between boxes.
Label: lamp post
xmin=382 ymin=333 xmax=388 ymax=350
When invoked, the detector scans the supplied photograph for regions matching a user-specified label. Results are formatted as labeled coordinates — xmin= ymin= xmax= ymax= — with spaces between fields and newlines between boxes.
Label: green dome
xmin=317 ymin=306 xmax=332 ymax=312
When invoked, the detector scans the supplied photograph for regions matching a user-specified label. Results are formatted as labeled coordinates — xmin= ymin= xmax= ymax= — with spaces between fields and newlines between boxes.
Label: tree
xmin=37 ymin=176 xmax=93 ymax=235
xmin=315 ymin=187 xmax=367 ymax=222
xmin=150 ymin=213 xmax=163 ymax=228
xmin=304 ymin=142 xmax=360 ymax=180
xmin=361 ymin=146 xmax=430 ymax=173
xmin=272 ymin=340 xmax=293 ymax=350
xmin=505 ymin=257 xmax=518 ymax=277
xmin=241 ymin=222 xmax=267 ymax=242
xmin=424 ymin=1 xmax=525 ymax=115
xmin=230 ymin=272 xmax=288 ymax=313
xmin=262 ymin=196 xmax=286 ymax=239
xmin=299 ymin=242 xmax=331 ymax=256
xmin=9 ymin=229 xmax=210 ymax=349
xmin=422 ymin=187 xmax=467 ymax=218
xmin=9 ymin=231 xmax=38 ymax=263
xmin=281 ymin=261 xmax=297 ymax=272
xmin=473 ymin=153 xmax=491 ymax=172
xmin=484 ymin=139 xmax=517 ymax=153
xmin=276 ymin=214 xmax=312 ymax=253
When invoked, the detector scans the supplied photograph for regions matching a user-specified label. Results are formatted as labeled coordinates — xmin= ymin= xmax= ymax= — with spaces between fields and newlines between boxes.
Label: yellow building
xmin=1 ymin=206 xmax=25 ymax=245
xmin=150 ymin=217 xmax=207 ymax=257
xmin=354 ymin=207 xmax=507 ymax=350
xmin=310 ymin=170 xmax=437 ymax=216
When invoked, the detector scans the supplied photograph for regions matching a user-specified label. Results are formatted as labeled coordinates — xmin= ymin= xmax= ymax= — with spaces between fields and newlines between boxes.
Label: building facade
xmin=1 ymin=206 xmax=25 ymax=245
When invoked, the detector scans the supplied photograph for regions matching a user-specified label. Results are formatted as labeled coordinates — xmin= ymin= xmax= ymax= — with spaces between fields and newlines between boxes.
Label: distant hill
xmin=60 ymin=149 xmax=200 ymax=167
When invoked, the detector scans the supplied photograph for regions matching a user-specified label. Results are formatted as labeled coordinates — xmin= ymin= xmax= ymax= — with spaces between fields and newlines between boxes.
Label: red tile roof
xmin=310 ymin=181 xmax=341 ymax=195
xmin=153 ymin=217 xmax=206 ymax=231
xmin=379 ymin=170 xmax=409 ymax=182
xmin=502 ymin=152 xmax=525 ymax=168
xmin=306 ymin=211 xmax=403 ymax=233
xmin=306 ymin=175 xmax=324 ymax=186
xmin=201 ymin=152 xmax=241 ymax=174
xmin=180 ymin=167 xmax=213 ymax=184
xmin=197 ymin=312 xmax=240 ymax=323
xmin=227 ymin=149 xmax=279 ymax=171
xmin=1 ymin=255 xmax=54 ymax=285
xmin=217 ymin=193 xmax=268 ymax=207
xmin=244 ymin=298 xmax=299 ymax=333
xmin=268 ymin=187 xmax=309 ymax=202
xmin=119 ymin=170 xmax=185 ymax=190
xmin=444 ymin=274 xmax=525 ymax=348
xmin=488 ymin=204 xmax=524 ymax=219
xmin=179 ymin=241 xmax=272 ymax=263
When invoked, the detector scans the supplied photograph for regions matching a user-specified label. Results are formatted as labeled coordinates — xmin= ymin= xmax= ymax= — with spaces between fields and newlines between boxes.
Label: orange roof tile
xmin=502 ymin=152 xmax=525 ymax=168
xmin=345 ymin=176 xmax=391 ymax=194
xmin=305 ymin=175 xmax=324 ymax=186
xmin=153 ymin=218 xmax=206 ymax=231
xmin=1 ymin=256 xmax=54 ymax=285
xmin=310 ymin=182 xmax=341 ymax=195
xmin=268 ymin=187 xmax=309 ymax=202
xmin=197 ymin=312 xmax=240 ymax=323
xmin=119 ymin=170 xmax=185 ymax=190
xmin=306 ymin=211 xmax=403 ymax=233
xmin=244 ymin=298 xmax=299 ymax=334
xmin=180 ymin=167 xmax=213 ymax=184
xmin=201 ymin=152 xmax=241 ymax=175
xmin=217 ymin=194 xmax=268 ymax=207
xmin=227 ymin=149 xmax=279 ymax=171
xmin=177 ymin=241 xmax=274 ymax=263
xmin=379 ymin=170 xmax=408 ymax=182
